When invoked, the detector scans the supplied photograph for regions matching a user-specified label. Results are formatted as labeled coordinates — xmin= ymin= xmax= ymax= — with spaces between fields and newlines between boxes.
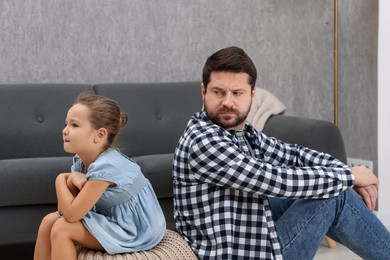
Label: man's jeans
xmin=269 ymin=189 xmax=390 ymax=260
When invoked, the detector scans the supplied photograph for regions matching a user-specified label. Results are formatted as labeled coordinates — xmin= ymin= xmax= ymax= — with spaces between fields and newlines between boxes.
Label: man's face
xmin=202 ymin=71 xmax=255 ymax=131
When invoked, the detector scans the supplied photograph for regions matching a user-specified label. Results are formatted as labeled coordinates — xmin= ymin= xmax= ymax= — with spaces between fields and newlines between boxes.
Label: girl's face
xmin=62 ymin=104 xmax=98 ymax=155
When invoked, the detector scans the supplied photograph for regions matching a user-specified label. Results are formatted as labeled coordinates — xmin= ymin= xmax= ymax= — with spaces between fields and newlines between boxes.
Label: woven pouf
xmin=77 ymin=229 xmax=198 ymax=260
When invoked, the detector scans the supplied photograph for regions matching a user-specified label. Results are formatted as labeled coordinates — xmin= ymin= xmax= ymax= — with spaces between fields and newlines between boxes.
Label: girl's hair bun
xmin=119 ymin=112 xmax=128 ymax=128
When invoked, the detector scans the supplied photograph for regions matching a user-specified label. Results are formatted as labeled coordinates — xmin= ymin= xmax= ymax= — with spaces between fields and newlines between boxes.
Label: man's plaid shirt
xmin=173 ymin=110 xmax=355 ymax=259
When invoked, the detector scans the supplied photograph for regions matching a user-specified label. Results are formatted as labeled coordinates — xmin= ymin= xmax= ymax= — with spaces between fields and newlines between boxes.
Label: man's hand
xmin=354 ymin=185 xmax=378 ymax=211
xmin=350 ymin=166 xmax=378 ymax=188
xmin=350 ymin=166 xmax=379 ymax=211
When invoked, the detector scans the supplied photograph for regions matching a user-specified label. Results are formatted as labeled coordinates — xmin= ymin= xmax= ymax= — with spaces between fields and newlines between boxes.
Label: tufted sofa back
xmin=94 ymin=82 xmax=202 ymax=157
xmin=0 ymin=84 xmax=93 ymax=160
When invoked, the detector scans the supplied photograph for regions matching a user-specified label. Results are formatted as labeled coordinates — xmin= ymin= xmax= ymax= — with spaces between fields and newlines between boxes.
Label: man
xmin=173 ymin=46 xmax=390 ymax=259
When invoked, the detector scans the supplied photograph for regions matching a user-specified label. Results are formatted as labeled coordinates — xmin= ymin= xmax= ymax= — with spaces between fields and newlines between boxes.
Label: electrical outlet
xmin=347 ymin=157 xmax=374 ymax=171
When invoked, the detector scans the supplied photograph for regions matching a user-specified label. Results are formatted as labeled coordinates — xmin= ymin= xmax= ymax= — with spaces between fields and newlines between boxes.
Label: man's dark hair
xmin=202 ymin=46 xmax=257 ymax=90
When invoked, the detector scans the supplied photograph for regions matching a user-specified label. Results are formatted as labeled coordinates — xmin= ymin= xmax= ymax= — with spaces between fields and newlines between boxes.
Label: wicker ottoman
xmin=77 ymin=229 xmax=197 ymax=260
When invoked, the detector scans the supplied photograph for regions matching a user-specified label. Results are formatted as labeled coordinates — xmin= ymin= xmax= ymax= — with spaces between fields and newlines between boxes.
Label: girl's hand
xmin=57 ymin=172 xmax=112 ymax=222
xmin=67 ymin=172 xmax=87 ymax=191
xmin=57 ymin=179 xmax=112 ymax=222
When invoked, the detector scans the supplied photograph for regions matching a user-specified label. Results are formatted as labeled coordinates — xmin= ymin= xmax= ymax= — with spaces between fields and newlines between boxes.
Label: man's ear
xmin=201 ymin=83 xmax=206 ymax=100
xmin=251 ymin=86 xmax=256 ymax=98
xmin=95 ymin=128 xmax=108 ymax=143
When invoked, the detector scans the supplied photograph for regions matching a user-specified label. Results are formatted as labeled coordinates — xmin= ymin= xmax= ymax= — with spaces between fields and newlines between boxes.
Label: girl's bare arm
xmin=55 ymin=173 xmax=112 ymax=222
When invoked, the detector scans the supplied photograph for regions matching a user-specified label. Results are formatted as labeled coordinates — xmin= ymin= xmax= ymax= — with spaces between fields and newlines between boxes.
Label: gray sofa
xmin=0 ymin=82 xmax=347 ymax=258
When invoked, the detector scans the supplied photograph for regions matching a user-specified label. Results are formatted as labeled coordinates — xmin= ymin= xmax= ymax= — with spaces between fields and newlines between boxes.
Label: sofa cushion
xmin=0 ymin=204 xmax=57 ymax=244
xmin=94 ymin=82 xmax=202 ymax=157
xmin=0 ymin=157 xmax=72 ymax=207
xmin=263 ymin=115 xmax=347 ymax=163
xmin=132 ymin=153 xmax=175 ymax=230
xmin=0 ymin=84 xmax=93 ymax=160
xmin=132 ymin=153 xmax=173 ymax=199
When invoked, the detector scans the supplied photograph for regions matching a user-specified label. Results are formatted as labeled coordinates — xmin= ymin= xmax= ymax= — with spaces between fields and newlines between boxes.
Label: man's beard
xmin=204 ymin=103 xmax=251 ymax=129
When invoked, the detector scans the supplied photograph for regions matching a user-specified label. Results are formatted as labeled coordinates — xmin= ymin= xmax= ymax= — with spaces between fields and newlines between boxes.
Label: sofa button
xmin=36 ymin=116 xmax=45 ymax=123
xmin=155 ymin=113 xmax=163 ymax=120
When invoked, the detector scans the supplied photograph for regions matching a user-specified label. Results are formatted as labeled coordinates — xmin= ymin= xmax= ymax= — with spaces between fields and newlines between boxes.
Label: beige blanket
xmin=247 ymin=87 xmax=286 ymax=130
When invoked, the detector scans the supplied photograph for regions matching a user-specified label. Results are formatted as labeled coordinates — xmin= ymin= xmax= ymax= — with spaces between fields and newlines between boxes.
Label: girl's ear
xmin=95 ymin=128 xmax=108 ymax=143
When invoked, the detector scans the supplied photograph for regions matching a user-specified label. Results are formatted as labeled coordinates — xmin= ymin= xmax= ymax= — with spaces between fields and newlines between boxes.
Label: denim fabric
xmin=269 ymin=189 xmax=390 ymax=260
xmin=72 ymin=149 xmax=166 ymax=254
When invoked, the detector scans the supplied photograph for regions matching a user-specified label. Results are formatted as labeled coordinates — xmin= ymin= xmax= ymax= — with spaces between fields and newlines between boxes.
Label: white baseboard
xmin=376 ymin=210 xmax=390 ymax=230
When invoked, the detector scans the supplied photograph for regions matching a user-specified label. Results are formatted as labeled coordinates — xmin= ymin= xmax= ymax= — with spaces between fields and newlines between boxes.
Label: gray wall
xmin=0 ymin=0 xmax=378 ymax=172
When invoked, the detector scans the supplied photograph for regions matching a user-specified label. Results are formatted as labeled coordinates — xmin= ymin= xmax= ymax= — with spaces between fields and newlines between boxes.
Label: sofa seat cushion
xmin=132 ymin=153 xmax=173 ymax=199
xmin=0 ymin=204 xmax=57 ymax=245
xmin=0 ymin=157 xmax=72 ymax=207
xmin=132 ymin=153 xmax=175 ymax=230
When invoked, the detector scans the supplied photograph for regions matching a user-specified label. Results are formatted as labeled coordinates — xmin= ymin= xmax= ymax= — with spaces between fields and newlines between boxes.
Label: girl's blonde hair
xmin=75 ymin=93 xmax=128 ymax=149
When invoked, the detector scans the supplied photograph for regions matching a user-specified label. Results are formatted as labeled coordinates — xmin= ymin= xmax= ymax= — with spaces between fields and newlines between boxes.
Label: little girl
xmin=34 ymin=94 xmax=166 ymax=259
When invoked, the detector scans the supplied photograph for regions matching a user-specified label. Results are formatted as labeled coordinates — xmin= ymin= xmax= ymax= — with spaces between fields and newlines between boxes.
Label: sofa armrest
xmin=263 ymin=115 xmax=347 ymax=163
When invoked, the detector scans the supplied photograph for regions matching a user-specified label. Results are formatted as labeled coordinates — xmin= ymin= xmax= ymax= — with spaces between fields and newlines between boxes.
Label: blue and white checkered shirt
xmin=173 ymin=110 xmax=355 ymax=259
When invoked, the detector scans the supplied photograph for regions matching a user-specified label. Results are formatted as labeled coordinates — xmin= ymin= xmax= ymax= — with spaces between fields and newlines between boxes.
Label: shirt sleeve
xmin=189 ymin=131 xmax=355 ymax=199
xmin=85 ymin=160 xmax=121 ymax=187
xmin=71 ymin=155 xmax=83 ymax=173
